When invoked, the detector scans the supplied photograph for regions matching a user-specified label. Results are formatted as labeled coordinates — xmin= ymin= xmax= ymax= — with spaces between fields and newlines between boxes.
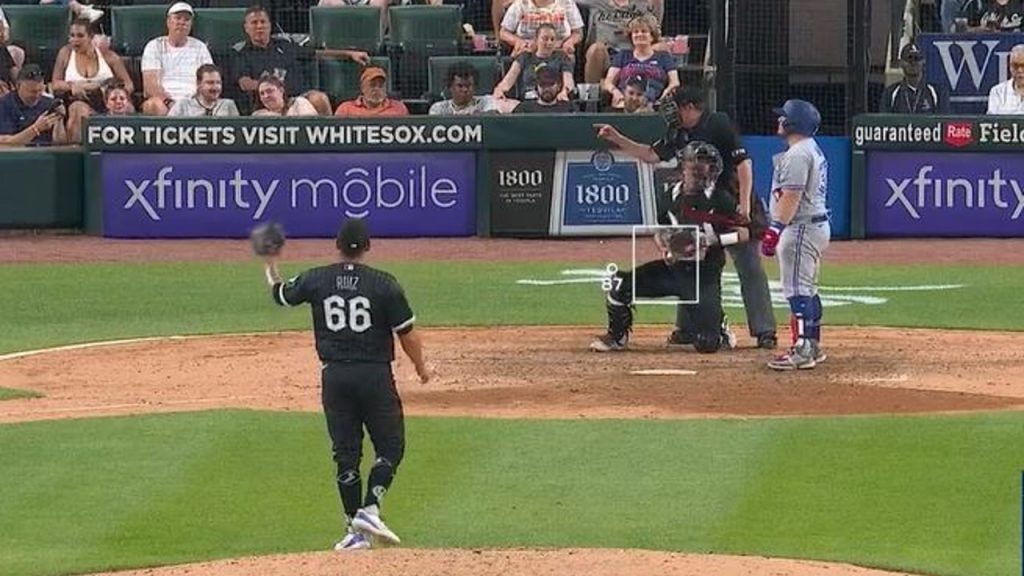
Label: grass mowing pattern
xmin=0 ymin=410 xmax=1021 ymax=576
xmin=0 ymin=387 xmax=42 ymax=401
xmin=0 ymin=261 xmax=1021 ymax=354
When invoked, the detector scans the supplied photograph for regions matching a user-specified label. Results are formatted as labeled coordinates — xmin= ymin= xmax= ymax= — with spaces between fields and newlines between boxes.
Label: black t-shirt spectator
xmin=0 ymin=92 xmax=54 ymax=145
xmin=513 ymin=100 xmax=575 ymax=114
xmin=879 ymin=81 xmax=950 ymax=113
xmin=232 ymin=37 xmax=313 ymax=96
xmin=963 ymin=0 xmax=1024 ymax=31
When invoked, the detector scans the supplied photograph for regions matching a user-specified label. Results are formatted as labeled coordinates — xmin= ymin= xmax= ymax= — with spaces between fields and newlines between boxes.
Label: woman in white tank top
xmin=51 ymin=18 xmax=135 ymax=144
xmin=51 ymin=19 xmax=133 ymax=107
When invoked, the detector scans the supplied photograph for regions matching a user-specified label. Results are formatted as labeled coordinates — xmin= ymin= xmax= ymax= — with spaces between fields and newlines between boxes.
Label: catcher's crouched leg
xmin=591 ymin=271 xmax=633 ymax=352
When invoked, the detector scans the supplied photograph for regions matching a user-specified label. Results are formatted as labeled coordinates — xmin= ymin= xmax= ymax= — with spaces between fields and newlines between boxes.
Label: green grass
xmin=0 ymin=387 xmax=42 ymax=401
xmin=0 ymin=410 xmax=1020 ymax=576
xmin=0 ymin=261 xmax=1021 ymax=354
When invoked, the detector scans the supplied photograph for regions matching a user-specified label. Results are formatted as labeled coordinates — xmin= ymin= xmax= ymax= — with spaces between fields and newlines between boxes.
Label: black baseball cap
xmin=900 ymin=42 xmax=922 ymax=61
xmin=336 ymin=218 xmax=371 ymax=256
xmin=671 ymin=85 xmax=706 ymax=107
xmin=17 ymin=64 xmax=44 ymax=82
xmin=535 ymin=64 xmax=562 ymax=87
xmin=624 ymin=74 xmax=648 ymax=91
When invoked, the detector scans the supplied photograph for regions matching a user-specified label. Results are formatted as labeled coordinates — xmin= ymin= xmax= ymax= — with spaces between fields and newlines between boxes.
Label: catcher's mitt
xmin=657 ymin=227 xmax=702 ymax=263
xmin=250 ymin=221 xmax=286 ymax=257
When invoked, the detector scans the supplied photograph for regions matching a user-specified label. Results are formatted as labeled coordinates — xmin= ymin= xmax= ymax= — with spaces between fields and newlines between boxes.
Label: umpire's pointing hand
xmin=416 ymin=363 xmax=432 ymax=384
xmin=594 ymin=123 xmax=623 ymax=144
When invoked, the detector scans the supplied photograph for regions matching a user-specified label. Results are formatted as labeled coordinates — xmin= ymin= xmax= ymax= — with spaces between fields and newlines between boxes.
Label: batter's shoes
xmin=666 ymin=330 xmax=695 ymax=347
xmin=767 ymin=340 xmax=821 ymax=371
xmin=590 ymin=333 xmax=628 ymax=352
xmin=352 ymin=508 xmax=401 ymax=545
xmin=756 ymin=332 xmax=778 ymax=350
xmin=334 ymin=531 xmax=371 ymax=551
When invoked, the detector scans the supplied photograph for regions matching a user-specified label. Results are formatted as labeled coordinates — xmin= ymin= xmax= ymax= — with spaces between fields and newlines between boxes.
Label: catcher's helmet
xmin=678 ymin=140 xmax=723 ymax=191
xmin=774 ymin=99 xmax=821 ymax=136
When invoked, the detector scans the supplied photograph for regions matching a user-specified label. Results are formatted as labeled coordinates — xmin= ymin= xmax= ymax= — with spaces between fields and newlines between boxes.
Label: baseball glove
xmin=250 ymin=221 xmax=286 ymax=257
xmin=657 ymin=227 xmax=702 ymax=263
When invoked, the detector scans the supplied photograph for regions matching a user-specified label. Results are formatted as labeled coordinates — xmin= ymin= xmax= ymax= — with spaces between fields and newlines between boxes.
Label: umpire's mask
xmin=678 ymin=141 xmax=723 ymax=196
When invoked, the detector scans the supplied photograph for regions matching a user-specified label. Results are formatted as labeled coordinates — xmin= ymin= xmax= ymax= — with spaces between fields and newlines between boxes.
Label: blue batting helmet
xmin=773 ymin=99 xmax=821 ymax=136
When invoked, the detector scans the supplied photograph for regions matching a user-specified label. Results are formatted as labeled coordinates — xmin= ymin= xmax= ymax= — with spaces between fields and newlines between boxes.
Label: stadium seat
xmin=317 ymin=56 xmax=391 ymax=104
xmin=309 ymin=6 xmax=381 ymax=53
xmin=387 ymin=5 xmax=463 ymax=99
xmin=111 ymin=5 xmax=168 ymax=57
xmin=1 ymin=5 xmax=68 ymax=66
xmin=192 ymin=8 xmax=246 ymax=56
xmin=205 ymin=0 xmax=256 ymax=7
xmin=388 ymin=5 xmax=462 ymax=52
xmin=428 ymin=56 xmax=501 ymax=98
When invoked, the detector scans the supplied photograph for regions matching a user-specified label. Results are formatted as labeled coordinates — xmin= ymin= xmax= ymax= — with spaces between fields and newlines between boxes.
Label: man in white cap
xmin=140 ymin=2 xmax=213 ymax=116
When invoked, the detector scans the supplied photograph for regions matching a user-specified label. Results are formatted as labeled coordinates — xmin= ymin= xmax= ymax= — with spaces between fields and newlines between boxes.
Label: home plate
xmin=630 ymin=369 xmax=698 ymax=376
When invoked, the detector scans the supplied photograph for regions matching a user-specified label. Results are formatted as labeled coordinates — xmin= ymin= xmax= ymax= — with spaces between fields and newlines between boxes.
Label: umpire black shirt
xmin=652 ymin=110 xmax=750 ymax=191
xmin=232 ymin=37 xmax=313 ymax=96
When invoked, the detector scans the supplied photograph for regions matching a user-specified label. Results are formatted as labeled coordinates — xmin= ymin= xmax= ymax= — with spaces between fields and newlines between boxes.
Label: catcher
xmin=590 ymin=141 xmax=750 ymax=353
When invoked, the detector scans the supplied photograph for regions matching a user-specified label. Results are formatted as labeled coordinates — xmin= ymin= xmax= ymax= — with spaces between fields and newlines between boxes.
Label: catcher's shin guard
xmin=605 ymin=295 xmax=634 ymax=342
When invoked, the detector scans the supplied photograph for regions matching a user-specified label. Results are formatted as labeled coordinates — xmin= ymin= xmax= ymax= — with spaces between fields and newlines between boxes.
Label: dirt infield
xmin=5 ymin=234 xmax=1020 ymax=576
xmin=2 ymin=326 xmax=1023 ymax=424
xmin=86 ymin=548 xmax=924 ymax=576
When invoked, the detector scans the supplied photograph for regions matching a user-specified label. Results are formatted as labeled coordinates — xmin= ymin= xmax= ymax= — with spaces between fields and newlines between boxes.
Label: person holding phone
xmin=0 ymin=64 xmax=69 ymax=146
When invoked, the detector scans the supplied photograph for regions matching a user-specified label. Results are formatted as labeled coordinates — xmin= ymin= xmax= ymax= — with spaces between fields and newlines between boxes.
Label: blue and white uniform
xmin=765 ymin=99 xmax=830 ymax=370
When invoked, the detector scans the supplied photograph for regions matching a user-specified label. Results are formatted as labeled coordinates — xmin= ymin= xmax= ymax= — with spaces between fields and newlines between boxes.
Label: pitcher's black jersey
xmin=273 ymin=262 xmax=415 ymax=363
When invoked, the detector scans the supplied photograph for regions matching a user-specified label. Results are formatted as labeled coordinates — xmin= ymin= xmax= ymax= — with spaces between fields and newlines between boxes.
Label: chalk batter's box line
xmin=631 ymin=224 xmax=701 ymax=306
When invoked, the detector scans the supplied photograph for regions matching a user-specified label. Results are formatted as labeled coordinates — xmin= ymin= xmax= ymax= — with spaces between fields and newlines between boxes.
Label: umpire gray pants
xmin=675 ymin=239 xmax=776 ymax=337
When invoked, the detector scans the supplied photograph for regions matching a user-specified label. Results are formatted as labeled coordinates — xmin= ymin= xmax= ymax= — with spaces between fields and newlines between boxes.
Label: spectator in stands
xmin=0 ymin=65 xmax=69 ymax=146
xmin=513 ymin=64 xmax=575 ymax=113
xmin=140 ymin=2 xmax=214 ymax=116
xmin=987 ymin=44 xmax=1024 ymax=114
xmin=51 ymin=20 xmax=134 ymax=117
xmin=102 ymin=83 xmax=133 ymax=116
xmin=601 ymin=15 xmax=678 ymax=109
xmin=879 ymin=43 xmax=948 ymax=114
xmin=38 ymin=0 xmax=104 ymax=23
xmin=335 ymin=66 xmax=409 ymax=117
xmin=234 ymin=5 xmax=365 ymax=116
xmin=430 ymin=61 xmax=508 ymax=115
xmin=493 ymin=23 xmax=574 ymax=100
xmin=961 ymin=0 xmax=1024 ymax=32
xmin=499 ymin=0 xmax=585 ymax=58
xmin=620 ymin=74 xmax=652 ymax=113
xmin=0 ymin=8 xmax=26 ymax=96
xmin=168 ymin=64 xmax=239 ymax=117
xmin=251 ymin=73 xmax=317 ymax=116
xmin=577 ymin=0 xmax=664 ymax=84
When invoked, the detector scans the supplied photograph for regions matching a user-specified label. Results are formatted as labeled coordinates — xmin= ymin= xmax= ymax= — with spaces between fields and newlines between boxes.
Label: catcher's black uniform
xmin=272 ymin=262 xmax=414 ymax=520
xmin=604 ymin=183 xmax=745 ymax=352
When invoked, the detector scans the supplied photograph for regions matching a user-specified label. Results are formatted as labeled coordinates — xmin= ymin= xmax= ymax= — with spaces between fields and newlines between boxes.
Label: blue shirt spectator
xmin=0 ymin=65 xmax=67 ymax=146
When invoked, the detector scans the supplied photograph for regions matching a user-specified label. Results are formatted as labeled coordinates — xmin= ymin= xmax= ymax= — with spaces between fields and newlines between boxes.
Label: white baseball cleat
xmin=334 ymin=531 xmax=371 ymax=551
xmin=590 ymin=333 xmax=628 ymax=352
xmin=767 ymin=340 xmax=822 ymax=371
xmin=352 ymin=508 xmax=401 ymax=544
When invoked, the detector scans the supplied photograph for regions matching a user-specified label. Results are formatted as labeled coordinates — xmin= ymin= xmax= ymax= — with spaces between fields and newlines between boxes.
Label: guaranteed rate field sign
xmin=100 ymin=152 xmax=477 ymax=238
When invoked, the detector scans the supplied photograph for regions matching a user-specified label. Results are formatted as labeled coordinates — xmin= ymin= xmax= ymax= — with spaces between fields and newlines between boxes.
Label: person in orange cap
xmin=334 ymin=67 xmax=409 ymax=117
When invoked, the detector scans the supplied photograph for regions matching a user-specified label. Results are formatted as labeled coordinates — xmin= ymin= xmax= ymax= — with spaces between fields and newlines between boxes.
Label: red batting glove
xmin=760 ymin=221 xmax=785 ymax=257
